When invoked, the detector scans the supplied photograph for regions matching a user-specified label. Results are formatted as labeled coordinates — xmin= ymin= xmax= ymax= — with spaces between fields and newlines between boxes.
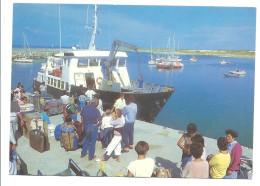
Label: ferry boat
xmin=33 ymin=5 xmax=174 ymax=122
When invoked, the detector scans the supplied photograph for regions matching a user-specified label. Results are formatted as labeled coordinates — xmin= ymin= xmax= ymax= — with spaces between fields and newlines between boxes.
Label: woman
xmin=177 ymin=123 xmax=198 ymax=161
xmin=96 ymin=109 xmax=125 ymax=162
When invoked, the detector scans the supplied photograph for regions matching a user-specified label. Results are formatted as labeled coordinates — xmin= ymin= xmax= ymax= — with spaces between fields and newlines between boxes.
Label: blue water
xmin=11 ymin=52 xmax=255 ymax=148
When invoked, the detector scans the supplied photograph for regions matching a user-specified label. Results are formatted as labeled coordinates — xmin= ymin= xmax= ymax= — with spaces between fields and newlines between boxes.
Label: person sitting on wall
xmin=127 ymin=141 xmax=155 ymax=177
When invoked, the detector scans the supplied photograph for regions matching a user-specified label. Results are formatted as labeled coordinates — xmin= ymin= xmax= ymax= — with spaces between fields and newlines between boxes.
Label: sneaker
xmin=96 ymin=158 xmax=102 ymax=162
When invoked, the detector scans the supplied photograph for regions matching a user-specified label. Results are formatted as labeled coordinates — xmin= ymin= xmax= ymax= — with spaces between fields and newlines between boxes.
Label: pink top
xmin=181 ymin=160 xmax=209 ymax=178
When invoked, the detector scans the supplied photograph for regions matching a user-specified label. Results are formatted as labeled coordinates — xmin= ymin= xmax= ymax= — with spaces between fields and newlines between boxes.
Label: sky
xmin=12 ymin=3 xmax=256 ymax=50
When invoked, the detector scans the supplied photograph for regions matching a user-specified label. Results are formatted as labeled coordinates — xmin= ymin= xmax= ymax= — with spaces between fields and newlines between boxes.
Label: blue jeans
xmin=69 ymin=114 xmax=77 ymax=122
xmin=223 ymin=171 xmax=238 ymax=179
xmin=41 ymin=91 xmax=46 ymax=95
xmin=81 ymin=124 xmax=98 ymax=160
xmin=103 ymin=127 xmax=113 ymax=148
xmin=123 ymin=122 xmax=134 ymax=147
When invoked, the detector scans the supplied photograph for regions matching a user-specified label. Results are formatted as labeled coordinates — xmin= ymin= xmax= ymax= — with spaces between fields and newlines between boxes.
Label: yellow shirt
xmin=209 ymin=152 xmax=231 ymax=178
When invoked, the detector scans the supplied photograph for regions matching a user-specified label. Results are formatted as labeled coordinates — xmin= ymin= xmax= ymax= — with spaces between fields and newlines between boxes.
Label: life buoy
xmin=96 ymin=77 xmax=103 ymax=85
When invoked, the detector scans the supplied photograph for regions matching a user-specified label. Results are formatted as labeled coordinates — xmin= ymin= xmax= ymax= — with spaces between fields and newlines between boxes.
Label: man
xmin=40 ymin=82 xmax=47 ymax=95
xmin=122 ymin=95 xmax=137 ymax=152
xmin=60 ymin=90 xmax=69 ymax=121
xmin=137 ymin=75 xmax=144 ymax=88
xmin=224 ymin=129 xmax=242 ymax=179
xmin=80 ymin=97 xmax=102 ymax=161
xmin=85 ymin=85 xmax=96 ymax=100
xmin=111 ymin=93 xmax=126 ymax=113
xmin=127 ymin=141 xmax=155 ymax=177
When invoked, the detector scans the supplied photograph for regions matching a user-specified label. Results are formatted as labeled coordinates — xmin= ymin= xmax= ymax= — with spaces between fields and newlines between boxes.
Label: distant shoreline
xmin=12 ymin=47 xmax=255 ymax=59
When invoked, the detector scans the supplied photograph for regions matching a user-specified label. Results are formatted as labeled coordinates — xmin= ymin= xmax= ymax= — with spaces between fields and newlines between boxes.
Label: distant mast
xmin=86 ymin=5 xmax=98 ymax=50
xmin=59 ymin=4 xmax=62 ymax=52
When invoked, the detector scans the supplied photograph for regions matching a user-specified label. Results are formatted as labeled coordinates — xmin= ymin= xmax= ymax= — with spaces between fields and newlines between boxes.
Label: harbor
xmin=5 ymin=3 xmax=256 ymax=184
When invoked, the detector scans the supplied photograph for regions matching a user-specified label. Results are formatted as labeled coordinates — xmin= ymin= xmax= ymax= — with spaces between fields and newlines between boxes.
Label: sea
xmin=11 ymin=50 xmax=255 ymax=148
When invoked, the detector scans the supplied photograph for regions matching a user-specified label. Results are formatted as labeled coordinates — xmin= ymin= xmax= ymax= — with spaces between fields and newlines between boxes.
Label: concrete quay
xmin=15 ymin=113 xmax=253 ymax=178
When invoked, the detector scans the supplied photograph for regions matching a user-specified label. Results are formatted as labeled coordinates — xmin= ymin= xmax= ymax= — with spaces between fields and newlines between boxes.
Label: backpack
xmin=61 ymin=123 xmax=78 ymax=151
xmin=66 ymin=104 xmax=75 ymax=114
xmin=54 ymin=123 xmax=63 ymax=141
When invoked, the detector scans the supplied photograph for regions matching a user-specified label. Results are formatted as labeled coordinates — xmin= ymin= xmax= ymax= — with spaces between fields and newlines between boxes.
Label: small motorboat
xmin=190 ymin=56 xmax=198 ymax=62
xmin=229 ymin=70 xmax=246 ymax=75
xmin=220 ymin=59 xmax=227 ymax=64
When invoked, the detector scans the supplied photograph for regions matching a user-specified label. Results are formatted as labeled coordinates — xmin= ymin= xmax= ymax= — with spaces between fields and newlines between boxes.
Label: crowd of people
xmin=9 ymin=82 xmax=244 ymax=179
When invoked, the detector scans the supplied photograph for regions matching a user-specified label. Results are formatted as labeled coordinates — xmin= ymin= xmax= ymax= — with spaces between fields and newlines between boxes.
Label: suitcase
xmin=23 ymin=112 xmax=48 ymax=139
xmin=46 ymin=100 xmax=62 ymax=116
xmin=29 ymin=129 xmax=50 ymax=153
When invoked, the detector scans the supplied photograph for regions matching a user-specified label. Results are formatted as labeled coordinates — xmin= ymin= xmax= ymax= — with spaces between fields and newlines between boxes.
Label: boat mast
xmin=59 ymin=4 xmax=62 ymax=52
xmin=87 ymin=5 xmax=98 ymax=50
xmin=172 ymin=32 xmax=175 ymax=58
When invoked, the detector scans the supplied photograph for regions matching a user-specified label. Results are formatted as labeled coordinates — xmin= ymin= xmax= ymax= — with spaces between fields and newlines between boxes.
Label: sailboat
xmin=14 ymin=33 xmax=33 ymax=63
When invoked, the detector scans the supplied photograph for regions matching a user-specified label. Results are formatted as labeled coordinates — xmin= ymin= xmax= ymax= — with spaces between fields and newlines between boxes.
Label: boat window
xmin=54 ymin=79 xmax=57 ymax=87
xmin=51 ymin=78 xmax=53 ymax=86
xmin=78 ymin=59 xmax=88 ymax=67
xmin=61 ymin=81 xmax=64 ymax=89
xmin=118 ymin=58 xmax=126 ymax=67
xmin=57 ymin=80 xmax=61 ymax=89
xmin=47 ymin=77 xmax=50 ymax=85
xmin=89 ymin=58 xmax=98 ymax=66
xmin=65 ymin=82 xmax=69 ymax=91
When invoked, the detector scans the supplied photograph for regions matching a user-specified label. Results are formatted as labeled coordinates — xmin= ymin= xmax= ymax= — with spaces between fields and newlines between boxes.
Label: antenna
xmin=85 ymin=6 xmax=89 ymax=30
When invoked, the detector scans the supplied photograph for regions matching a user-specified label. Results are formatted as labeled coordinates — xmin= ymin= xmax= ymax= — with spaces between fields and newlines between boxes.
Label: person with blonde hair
xmin=65 ymin=97 xmax=78 ymax=122
xmin=96 ymin=109 xmax=125 ymax=162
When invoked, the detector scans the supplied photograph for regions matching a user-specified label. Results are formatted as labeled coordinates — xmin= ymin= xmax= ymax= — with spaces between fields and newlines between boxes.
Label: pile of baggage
xmin=54 ymin=121 xmax=85 ymax=152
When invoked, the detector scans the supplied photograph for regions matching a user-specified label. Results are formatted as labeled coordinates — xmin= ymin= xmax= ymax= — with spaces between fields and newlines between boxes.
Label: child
xmin=101 ymin=109 xmax=113 ymax=149
xmin=127 ymin=141 xmax=155 ymax=177
xmin=181 ymin=143 xmax=209 ymax=178
xmin=209 ymin=137 xmax=231 ymax=179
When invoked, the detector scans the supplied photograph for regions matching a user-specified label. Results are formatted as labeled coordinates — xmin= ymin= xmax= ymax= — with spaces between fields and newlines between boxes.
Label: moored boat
xmin=190 ymin=56 xmax=198 ymax=62
xmin=33 ymin=5 xmax=174 ymax=123
xmin=14 ymin=33 xmax=33 ymax=63
xmin=220 ymin=59 xmax=227 ymax=64
xmin=229 ymin=70 xmax=246 ymax=75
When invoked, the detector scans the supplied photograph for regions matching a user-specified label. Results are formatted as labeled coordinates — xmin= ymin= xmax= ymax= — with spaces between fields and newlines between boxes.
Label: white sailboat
xmin=14 ymin=33 xmax=33 ymax=63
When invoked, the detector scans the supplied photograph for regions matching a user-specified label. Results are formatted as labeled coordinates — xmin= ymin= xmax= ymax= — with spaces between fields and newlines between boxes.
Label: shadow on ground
xmin=155 ymin=157 xmax=181 ymax=178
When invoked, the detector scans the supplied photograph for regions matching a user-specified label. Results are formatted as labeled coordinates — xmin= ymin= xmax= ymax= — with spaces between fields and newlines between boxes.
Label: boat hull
xmin=33 ymin=79 xmax=174 ymax=122
xmin=14 ymin=58 xmax=33 ymax=63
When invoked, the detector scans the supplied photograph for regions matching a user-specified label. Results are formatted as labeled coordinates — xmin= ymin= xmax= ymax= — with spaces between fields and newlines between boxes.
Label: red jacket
xmin=228 ymin=142 xmax=242 ymax=171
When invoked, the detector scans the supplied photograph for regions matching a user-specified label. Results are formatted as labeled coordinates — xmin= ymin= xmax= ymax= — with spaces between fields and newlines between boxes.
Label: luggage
xmin=46 ymin=100 xmax=62 ymax=116
xmin=54 ymin=123 xmax=63 ymax=141
xmin=74 ymin=122 xmax=85 ymax=146
xmin=20 ymin=104 xmax=35 ymax=119
xmin=23 ymin=112 xmax=48 ymax=139
xmin=29 ymin=129 xmax=50 ymax=153
xmin=61 ymin=123 xmax=78 ymax=151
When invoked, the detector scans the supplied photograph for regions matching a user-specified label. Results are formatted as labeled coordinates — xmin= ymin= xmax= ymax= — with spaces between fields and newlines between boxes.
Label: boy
xmin=127 ymin=141 xmax=155 ymax=177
